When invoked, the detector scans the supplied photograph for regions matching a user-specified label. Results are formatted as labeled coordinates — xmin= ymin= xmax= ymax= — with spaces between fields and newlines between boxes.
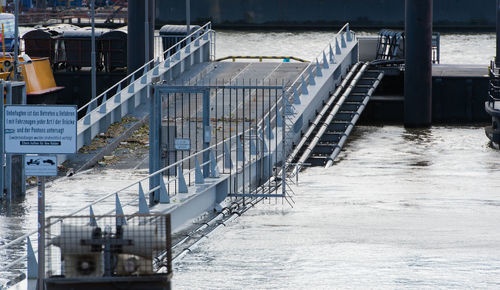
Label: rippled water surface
xmin=173 ymin=126 xmax=500 ymax=289
xmin=215 ymin=30 xmax=495 ymax=64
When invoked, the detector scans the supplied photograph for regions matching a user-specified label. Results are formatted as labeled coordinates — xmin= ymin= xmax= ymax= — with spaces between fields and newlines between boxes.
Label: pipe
xmin=286 ymin=62 xmax=362 ymax=168
xmin=91 ymin=0 xmax=96 ymax=105
xmin=13 ymin=0 xmax=18 ymax=80
xmin=295 ymin=62 xmax=370 ymax=172
xmin=186 ymin=0 xmax=191 ymax=35
xmin=325 ymin=72 xmax=384 ymax=168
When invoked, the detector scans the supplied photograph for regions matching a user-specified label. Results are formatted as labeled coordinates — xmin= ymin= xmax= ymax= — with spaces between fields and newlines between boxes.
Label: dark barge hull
xmin=485 ymin=102 xmax=500 ymax=148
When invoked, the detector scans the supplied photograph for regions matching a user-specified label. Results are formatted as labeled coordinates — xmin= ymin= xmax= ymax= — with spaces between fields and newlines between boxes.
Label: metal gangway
xmin=287 ymin=62 xmax=384 ymax=170
xmin=1 ymin=22 xmax=361 ymax=288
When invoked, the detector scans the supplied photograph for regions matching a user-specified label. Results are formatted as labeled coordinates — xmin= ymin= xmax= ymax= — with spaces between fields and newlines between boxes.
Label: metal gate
xmin=149 ymin=81 xmax=290 ymax=204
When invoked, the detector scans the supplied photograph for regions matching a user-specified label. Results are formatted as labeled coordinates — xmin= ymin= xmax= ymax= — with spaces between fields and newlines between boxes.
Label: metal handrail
xmin=1 ymin=22 xmax=356 ymax=274
xmin=278 ymin=23 xmax=355 ymax=173
xmin=286 ymin=62 xmax=362 ymax=169
xmin=285 ymin=23 xmax=353 ymax=102
xmin=216 ymin=55 xmax=309 ymax=63
xmin=0 ymin=129 xmax=240 ymax=256
xmin=77 ymin=22 xmax=213 ymax=115
xmin=489 ymin=60 xmax=500 ymax=105
xmin=258 ymin=23 xmax=354 ymax=131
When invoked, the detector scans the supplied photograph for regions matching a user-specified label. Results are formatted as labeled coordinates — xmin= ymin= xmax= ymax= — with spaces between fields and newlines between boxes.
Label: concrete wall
xmin=156 ymin=0 xmax=496 ymax=29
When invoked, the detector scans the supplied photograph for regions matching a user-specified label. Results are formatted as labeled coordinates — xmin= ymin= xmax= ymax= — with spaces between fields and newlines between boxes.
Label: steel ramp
xmin=290 ymin=63 xmax=384 ymax=169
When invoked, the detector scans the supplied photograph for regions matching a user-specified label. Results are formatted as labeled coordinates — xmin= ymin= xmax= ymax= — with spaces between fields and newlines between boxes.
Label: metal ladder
xmin=289 ymin=62 xmax=384 ymax=170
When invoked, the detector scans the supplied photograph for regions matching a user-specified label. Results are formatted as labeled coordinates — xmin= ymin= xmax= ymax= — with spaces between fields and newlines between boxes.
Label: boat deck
xmin=168 ymin=61 xmax=309 ymax=85
xmin=432 ymin=64 xmax=488 ymax=78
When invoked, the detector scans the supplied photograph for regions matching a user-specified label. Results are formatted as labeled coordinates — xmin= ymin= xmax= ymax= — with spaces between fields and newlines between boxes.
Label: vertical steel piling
xmin=404 ymin=0 xmax=433 ymax=127
xmin=497 ymin=0 xmax=500 ymax=66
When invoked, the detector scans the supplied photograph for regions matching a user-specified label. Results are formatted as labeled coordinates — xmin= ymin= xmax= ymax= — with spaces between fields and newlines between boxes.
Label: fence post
xmin=202 ymin=89 xmax=211 ymax=177
xmin=149 ymin=86 xmax=161 ymax=205
xmin=115 ymin=194 xmax=127 ymax=226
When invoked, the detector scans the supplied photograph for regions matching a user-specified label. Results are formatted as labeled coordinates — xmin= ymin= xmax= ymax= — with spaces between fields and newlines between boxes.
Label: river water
xmin=173 ymin=125 xmax=500 ymax=289
xmin=1 ymin=30 xmax=499 ymax=288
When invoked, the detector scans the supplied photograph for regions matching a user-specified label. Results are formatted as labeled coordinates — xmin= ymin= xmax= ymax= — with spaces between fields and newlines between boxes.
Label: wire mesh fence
xmin=45 ymin=214 xmax=172 ymax=279
xmin=152 ymin=80 xmax=289 ymax=201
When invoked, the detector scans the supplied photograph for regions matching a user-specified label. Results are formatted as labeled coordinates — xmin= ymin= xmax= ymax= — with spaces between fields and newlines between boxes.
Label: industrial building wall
xmin=155 ymin=0 xmax=495 ymax=29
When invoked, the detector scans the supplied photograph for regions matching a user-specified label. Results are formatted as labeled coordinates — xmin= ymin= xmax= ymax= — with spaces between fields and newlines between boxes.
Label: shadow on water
xmin=0 ymin=196 xmax=29 ymax=217
xmin=402 ymin=127 xmax=433 ymax=144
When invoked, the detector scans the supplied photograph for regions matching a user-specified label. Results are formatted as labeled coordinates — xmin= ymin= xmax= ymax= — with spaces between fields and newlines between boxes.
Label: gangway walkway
xmin=288 ymin=62 xmax=384 ymax=169
xmin=1 ymin=22 xmax=360 ymax=289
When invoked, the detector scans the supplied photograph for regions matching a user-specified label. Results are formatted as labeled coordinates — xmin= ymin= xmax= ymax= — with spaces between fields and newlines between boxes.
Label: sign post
xmin=4 ymin=105 xmax=77 ymax=290
xmin=37 ymin=176 xmax=45 ymax=290
xmin=0 ymin=92 xmax=4 ymax=201
xmin=24 ymin=154 xmax=58 ymax=290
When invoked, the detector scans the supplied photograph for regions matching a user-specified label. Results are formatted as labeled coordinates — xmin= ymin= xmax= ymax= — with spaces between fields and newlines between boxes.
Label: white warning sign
xmin=4 ymin=105 xmax=77 ymax=154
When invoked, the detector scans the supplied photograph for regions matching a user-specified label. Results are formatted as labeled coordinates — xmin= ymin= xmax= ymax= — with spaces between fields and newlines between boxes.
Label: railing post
xmin=301 ymin=76 xmax=308 ymax=95
xmin=178 ymin=164 xmax=188 ymax=193
xmin=329 ymin=44 xmax=336 ymax=64
xmin=276 ymin=107 xmax=283 ymax=127
xmin=99 ymin=93 xmax=107 ymax=113
xmin=209 ymin=150 xmax=220 ymax=178
xmin=323 ymin=51 xmax=329 ymax=69
xmin=128 ymin=75 xmax=135 ymax=93
xmin=335 ymin=38 xmax=342 ymax=55
xmin=195 ymin=157 xmax=205 ymax=184
xmin=159 ymin=178 xmax=170 ymax=203
xmin=224 ymin=141 xmax=233 ymax=169
xmin=115 ymin=194 xmax=127 ymax=226
xmin=114 ymin=83 xmax=122 ymax=103
xmin=141 ymin=66 xmax=149 ymax=84
xmin=309 ymin=65 xmax=316 ymax=85
xmin=237 ymin=137 xmax=244 ymax=162
xmin=284 ymin=96 xmax=294 ymax=115
xmin=259 ymin=129 xmax=268 ymax=153
xmin=281 ymin=87 xmax=287 ymax=197
xmin=138 ymin=183 xmax=150 ymax=214
xmin=266 ymin=116 xmax=274 ymax=140
xmin=27 ymin=237 xmax=38 ymax=289
xmin=89 ymin=206 xmax=97 ymax=226
xmin=293 ymin=86 xmax=300 ymax=105
xmin=346 ymin=24 xmax=353 ymax=42
xmin=341 ymin=33 xmax=347 ymax=48
xmin=315 ymin=59 xmax=323 ymax=77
